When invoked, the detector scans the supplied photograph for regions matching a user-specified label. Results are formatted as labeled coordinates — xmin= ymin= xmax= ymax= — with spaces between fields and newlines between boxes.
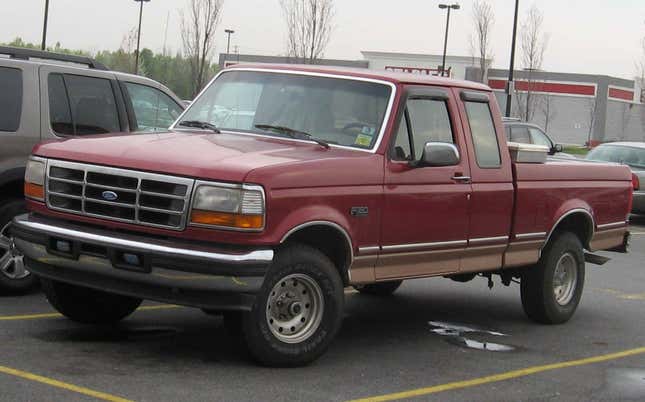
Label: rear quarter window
xmin=0 ymin=67 xmax=23 ymax=132
xmin=464 ymin=101 xmax=501 ymax=168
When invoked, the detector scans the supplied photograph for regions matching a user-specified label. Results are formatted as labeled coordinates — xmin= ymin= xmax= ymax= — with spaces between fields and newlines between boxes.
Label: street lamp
xmin=225 ymin=29 xmax=235 ymax=55
xmin=133 ymin=0 xmax=151 ymax=75
xmin=438 ymin=3 xmax=460 ymax=77
xmin=41 ymin=0 xmax=50 ymax=50
xmin=505 ymin=0 xmax=520 ymax=117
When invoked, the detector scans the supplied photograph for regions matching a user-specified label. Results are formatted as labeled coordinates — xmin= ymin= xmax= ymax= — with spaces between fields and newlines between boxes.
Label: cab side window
xmin=124 ymin=82 xmax=183 ymax=132
xmin=464 ymin=101 xmax=501 ymax=168
xmin=392 ymin=97 xmax=454 ymax=161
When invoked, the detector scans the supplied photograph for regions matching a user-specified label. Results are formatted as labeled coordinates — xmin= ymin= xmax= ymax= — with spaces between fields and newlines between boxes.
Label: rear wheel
xmin=353 ymin=280 xmax=403 ymax=296
xmin=41 ymin=279 xmax=142 ymax=324
xmin=0 ymin=198 xmax=38 ymax=293
xmin=521 ymin=232 xmax=585 ymax=324
xmin=241 ymin=244 xmax=344 ymax=367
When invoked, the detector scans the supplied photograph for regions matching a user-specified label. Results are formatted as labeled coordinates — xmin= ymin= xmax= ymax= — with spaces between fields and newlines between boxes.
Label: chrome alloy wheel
xmin=553 ymin=252 xmax=578 ymax=306
xmin=0 ymin=223 xmax=30 ymax=280
xmin=266 ymin=273 xmax=324 ymax=344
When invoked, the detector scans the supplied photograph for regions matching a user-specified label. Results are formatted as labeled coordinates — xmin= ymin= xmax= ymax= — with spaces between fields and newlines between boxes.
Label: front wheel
xmin=0 ymin=198 xmax=38 ymax=293
xmin=241 ymin=244 xmax=344 ymax=367
xmin=521 ymin=232 xmax=585 ymax=324
xmin=41 ymin=279 xmax=142 ymax=324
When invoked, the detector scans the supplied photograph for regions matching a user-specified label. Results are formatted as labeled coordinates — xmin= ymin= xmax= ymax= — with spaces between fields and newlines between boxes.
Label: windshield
xmin=175 ymin=70 xmax=392 ymax=150
xmin=585 ymin=144 xmax=645 ymax=169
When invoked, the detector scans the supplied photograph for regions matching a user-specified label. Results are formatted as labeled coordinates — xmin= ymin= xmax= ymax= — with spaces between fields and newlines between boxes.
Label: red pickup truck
xmin=11 ymin=65 xmax=632 ymax=366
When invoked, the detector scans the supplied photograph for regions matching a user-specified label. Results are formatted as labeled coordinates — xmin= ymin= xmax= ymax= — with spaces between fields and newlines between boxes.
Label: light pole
xmin=438 ymin=3 xmax=460 ymax=77
xmin=133 ymin=0 xmax=150 ymax=75
xmin=505 ymin=0 xmax=520 ymax=117
xmin=225 ymin=29 xmax=235 ymax=55
xmin=41 ymin=0 xmax=50 ymax=50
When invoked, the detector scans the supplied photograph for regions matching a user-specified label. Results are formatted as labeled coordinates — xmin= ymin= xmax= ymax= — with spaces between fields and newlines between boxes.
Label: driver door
xmin=376 ymin=86 xmax=471 ymax=280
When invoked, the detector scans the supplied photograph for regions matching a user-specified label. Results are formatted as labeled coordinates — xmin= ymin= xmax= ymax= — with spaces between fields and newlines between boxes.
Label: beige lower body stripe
xmin=347 ymin=346 xmax=645 ymax=402
xmin=0 ymin=365 xmax=132 ymax=402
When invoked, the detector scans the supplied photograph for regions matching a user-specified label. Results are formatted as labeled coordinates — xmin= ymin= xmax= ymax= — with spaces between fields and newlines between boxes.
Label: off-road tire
xmin=241 ymin=244 xmax=344 ymax=367
xmin=521 ymin=232 xmax=585 ymax=324
xmin=353 ymin=280 xmax=403 ymax=296
xmin=41 ymin=279 xmax=142 ymax=324
xmin=0 ymin=198 xmax=38 ymax=293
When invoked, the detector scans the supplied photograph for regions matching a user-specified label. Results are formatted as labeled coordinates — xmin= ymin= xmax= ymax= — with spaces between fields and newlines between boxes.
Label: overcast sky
xmin=2 ymin=0 xmax=644 ymax=80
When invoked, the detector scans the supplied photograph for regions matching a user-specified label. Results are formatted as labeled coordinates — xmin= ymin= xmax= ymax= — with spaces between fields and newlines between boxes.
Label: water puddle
xmin=428 ymin=321 xmax=517 ymax=352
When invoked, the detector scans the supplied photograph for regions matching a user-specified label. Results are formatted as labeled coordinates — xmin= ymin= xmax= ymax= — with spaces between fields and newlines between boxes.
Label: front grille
xmin=45 ymin=160 xmax=195 ymax=230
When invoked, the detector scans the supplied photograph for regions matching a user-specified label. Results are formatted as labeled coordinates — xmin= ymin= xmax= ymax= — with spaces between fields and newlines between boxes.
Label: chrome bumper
xmin=11 ymin=214 xmax=274 ymax=310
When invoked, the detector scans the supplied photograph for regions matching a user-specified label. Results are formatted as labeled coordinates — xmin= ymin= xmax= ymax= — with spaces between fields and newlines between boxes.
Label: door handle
xmin=451 ymin=175 xmax=471 ymax=183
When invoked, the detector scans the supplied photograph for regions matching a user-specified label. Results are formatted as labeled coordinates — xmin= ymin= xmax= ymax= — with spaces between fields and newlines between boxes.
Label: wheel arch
xmin=280 ymin=221 xmax=354 ymax=286
xmin=542 ymin=208 xmax=595 ymax=252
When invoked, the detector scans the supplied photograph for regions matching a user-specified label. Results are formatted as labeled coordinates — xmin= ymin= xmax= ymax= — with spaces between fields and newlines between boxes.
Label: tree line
xmin=1 ymin=36 xmax=217 ymax=101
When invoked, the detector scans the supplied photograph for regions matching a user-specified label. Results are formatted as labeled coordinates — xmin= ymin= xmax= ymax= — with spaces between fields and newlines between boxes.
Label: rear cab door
xmin=455 ymin=89 xmax=514 ymax=273
xmin=38 ymin=64 xmax=129 ymax=139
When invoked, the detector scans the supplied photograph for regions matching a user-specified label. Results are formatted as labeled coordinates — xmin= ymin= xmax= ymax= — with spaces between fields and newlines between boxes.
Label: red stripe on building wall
xmin=488 ymin=79 xmax=596 ymax=96
xmin=608 ymin=87 xmax=634 ymax=101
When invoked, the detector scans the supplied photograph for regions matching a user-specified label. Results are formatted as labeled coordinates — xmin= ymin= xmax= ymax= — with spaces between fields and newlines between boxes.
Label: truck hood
xmin=32 ymin=131 xmax=374 ymax=183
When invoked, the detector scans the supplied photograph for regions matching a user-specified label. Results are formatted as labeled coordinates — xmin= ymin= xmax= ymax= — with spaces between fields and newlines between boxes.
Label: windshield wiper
xmin=177 ymin=120 xmax=221 ymax=133
xmin=254 ymin=124 xmax=330 ymax=149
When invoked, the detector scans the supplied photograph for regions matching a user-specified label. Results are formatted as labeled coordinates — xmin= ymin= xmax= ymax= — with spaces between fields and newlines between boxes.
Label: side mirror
xmin=415 ymin=142 xmax=460 ymax=167
xmin=554 ymin=143 xmax=564 ymax=153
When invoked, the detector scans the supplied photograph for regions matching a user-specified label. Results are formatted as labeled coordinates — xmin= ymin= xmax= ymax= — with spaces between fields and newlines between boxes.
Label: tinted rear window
xmin=0 ymin=67 xmax=22 ymax=132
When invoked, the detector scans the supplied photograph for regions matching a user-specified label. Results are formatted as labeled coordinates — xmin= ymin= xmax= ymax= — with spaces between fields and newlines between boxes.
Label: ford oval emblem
xmin=102 ymin=191 xmax=118 ymax=201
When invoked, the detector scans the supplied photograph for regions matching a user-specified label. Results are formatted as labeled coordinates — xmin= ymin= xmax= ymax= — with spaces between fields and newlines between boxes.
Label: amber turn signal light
xmin=24 ymin=182 xmax=45 ymax=201
xmin=190 ymin=209 xmax=264 ymax=229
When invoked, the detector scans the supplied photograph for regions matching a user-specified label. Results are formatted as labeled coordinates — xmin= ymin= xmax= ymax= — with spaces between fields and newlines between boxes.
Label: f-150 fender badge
xmin=350 ymin=206 xmax=369 ymax=217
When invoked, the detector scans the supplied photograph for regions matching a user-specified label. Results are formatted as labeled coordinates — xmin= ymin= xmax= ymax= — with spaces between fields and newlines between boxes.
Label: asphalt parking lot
xmin=1 ymin=219 xmax=644 ymax=402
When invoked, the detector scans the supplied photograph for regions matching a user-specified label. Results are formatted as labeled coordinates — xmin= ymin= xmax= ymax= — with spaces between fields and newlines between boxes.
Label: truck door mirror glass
xmin=416 ymin=142 xmax=460 ymax=167
xmin=554 ymin=143 xmax=564 ymax=153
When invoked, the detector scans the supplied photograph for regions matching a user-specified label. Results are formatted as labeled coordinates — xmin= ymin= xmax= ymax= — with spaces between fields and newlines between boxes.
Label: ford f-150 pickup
xmin=10 ymin=65 xmax=632 ymax=366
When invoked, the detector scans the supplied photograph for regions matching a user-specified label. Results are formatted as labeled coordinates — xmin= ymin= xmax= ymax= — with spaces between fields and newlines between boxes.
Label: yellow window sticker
xmin=354 ymin=134 xmax=373 ymax=147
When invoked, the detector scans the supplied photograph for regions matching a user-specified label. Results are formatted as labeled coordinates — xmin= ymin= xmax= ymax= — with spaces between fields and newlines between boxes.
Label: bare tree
xmin=586 ymin=97 xmax=598 ymax=146
xmin=636 ymin=37 xmax=645 ymax=102
xmin=540 ymin=93 xmax=556 ymax=132
xmin=519 ymin=5 xmax=548 ymax=121
xmin=469 ymin=0 xmax=494 ymax=83
xmin=180 ymin=0 xmax=223 ymax=97
xmin=280 ymin=0 xmax=334 ymax=63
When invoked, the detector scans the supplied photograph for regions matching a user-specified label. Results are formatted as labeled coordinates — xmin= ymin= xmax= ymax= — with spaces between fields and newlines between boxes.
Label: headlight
xmin=190 ymin=182 xmax=265 ymax=230
xmin=24 ymin=157 xmax=46 ymax=201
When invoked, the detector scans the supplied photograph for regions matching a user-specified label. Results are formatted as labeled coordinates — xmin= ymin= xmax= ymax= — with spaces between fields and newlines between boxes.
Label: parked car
xmin=10 ymin=65 xmax=631 ymax=366
xmin=585 ymin=142 xmax=645 ymax=214
xmin=0 ymin=46 xmax=185 ymax=292
xmin=502 ymin=119 xmax=576 ymax=158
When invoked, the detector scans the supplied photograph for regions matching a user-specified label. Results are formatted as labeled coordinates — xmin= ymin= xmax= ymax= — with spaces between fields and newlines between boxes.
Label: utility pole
xmin=41 ymin=0 xmax=50 ymax=50
xmin=133 ymin=0 xmax=150 ymax=75
xmin=439 ymin=3 xmax=460 ymax=77
xmin=505 ymin=0 xmax=520 ymax=117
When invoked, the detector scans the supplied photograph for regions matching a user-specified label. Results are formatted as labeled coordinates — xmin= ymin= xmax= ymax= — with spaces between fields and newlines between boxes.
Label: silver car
xmin=585 ymin=142 xmax=645 ymax=214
